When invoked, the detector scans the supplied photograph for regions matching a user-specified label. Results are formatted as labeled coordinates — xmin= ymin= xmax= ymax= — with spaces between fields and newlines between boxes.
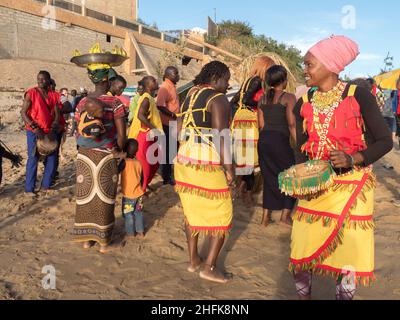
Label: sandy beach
xmin=0 ymin=132 xmax=399 ymax=300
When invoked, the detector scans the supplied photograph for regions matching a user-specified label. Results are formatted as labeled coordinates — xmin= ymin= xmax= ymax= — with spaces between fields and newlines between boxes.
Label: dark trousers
xmin=25 ymin=130 xmax=57 ymax=192
xmin=242 ymin=173 xmax=255 ymax=191
xmin=52 ymin=132 xmax=63 ymax=180
xmin=161 ymin=125 xmax=178 ymax=183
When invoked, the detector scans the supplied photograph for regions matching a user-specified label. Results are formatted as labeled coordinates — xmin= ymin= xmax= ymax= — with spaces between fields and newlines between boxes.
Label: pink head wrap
xmin=308 ymin=35 xmax=359 ymax=74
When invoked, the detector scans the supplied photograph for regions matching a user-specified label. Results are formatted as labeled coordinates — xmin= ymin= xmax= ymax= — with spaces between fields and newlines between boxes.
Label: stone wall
xmin=0 ymin=6 xmax=124 ymax=63
xmin=0 ymin=6 xmax=202 ymax=80
xmin=0 ymin=5 xmax=203 ymax=131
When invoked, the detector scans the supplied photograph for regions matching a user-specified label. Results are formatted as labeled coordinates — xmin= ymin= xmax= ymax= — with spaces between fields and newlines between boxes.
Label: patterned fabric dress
xmin=73 ymin=95 xmax=126 ymax=245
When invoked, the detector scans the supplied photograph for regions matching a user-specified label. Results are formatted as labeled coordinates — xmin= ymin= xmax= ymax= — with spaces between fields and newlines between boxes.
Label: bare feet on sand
xmin=99 ymin=243 xmax=120 ymax=254
xmin=280 ymin=212 xmax=293 ymax=228
xmin=199 ymin=265 xmax=229 ymax=284
xmin=136 ymin=232 xmax=145 ymax=239
xmin=124 ymin=234 xmax=136 ymax=241
xmin=83 ymin=241 xmax=96 ymax=249
xmin=187 ymin=257 xmax=203 ymax=273
xmin=261 ymin=211 xmax=274 ymax=227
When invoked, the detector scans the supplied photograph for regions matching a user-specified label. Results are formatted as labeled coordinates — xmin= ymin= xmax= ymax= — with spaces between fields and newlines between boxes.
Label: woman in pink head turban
xmin=287 ymin=35 xmax=393 ymax=300
xmin=308 ymin=35 xmax=360 ymax=75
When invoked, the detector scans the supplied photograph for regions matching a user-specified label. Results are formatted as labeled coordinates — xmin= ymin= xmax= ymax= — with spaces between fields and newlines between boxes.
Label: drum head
xmin=37 ymin=135 xmax=58 ymax=156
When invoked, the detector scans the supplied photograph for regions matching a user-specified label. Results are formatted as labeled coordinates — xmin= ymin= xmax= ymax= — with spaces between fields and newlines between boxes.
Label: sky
xmin=138 ymin=0 xmax=400 ymax=79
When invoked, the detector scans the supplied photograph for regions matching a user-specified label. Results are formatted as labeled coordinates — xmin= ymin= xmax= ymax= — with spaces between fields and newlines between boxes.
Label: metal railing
xmin=116 ymin=18 xmax=139 ymax=32
xmin=53 ymin=0 xmax=81 ymax=14
xmin=141 ymin=26 xmax=162 ymax=39
xmin=31 ymin=0 xmax=187 ymax=50
xmin=85 ymin=8 xmax=113 ymax=24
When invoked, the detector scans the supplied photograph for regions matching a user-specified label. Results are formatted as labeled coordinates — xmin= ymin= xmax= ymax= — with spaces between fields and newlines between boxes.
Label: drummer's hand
xmin=35 ymin=128 xmax=45 ymax=140
xmin=329 ymin=150 xmax=352 ymax=168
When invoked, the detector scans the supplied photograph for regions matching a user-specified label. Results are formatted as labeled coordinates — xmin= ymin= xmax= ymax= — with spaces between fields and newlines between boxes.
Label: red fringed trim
xmin=289 ymin=173 xmax=373 ymax=281
xmin=289 ymin=221 xmax=346 ymax=274
xmin=293 ymin=210 xmax=375 ymax=230
xmin=175 ymin=182 xmax=231 ymax=200
xmin=288 ymin=263 xmax=376 ymax=287
xmin=184 ymin=220 xmax=231 ymax=238
xmin=176 ymin=155 xmax=223 ymax=172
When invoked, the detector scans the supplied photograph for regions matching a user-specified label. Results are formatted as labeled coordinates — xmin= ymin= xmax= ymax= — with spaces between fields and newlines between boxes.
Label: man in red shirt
xmin=21 ymin=71 xmax=60 ymax=194
xmin=156 ymin=66 xmax=180 ymax=185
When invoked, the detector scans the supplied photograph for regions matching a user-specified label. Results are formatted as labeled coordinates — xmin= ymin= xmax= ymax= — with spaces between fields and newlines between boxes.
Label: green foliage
xmin=218 ymin=20 xmax=253 ymax=38
xmin=216 ymin=20 xmax=304 ymax=81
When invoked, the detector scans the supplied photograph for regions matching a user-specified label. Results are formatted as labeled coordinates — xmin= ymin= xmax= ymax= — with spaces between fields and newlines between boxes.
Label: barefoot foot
xmin=280 ymin=217 xmax=293 ymax=228
xmin=99 ymin=243 xmax=120 ymax=254
xmin=199 ymin=265 xmax=229 ymax=284
xmin=83 ymin=241 xmax=95 ymax=249
xmin=136 ymin=232 xmax=145 ymax=239
xmin=123 ymin=234 xmax=136 ymax=241
xmin=261 ymin=214 xmax=274 ymax=227
xmin=187 ymin=257 xmax=203 ymax=273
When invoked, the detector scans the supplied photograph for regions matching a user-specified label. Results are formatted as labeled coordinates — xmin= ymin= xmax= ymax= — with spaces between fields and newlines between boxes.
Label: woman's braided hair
xmin=193 ymin=61 xmax=230 ymax=86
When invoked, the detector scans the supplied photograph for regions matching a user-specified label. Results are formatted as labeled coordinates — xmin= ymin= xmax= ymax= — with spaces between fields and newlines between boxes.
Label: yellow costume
xmin=231 ymin=77 xmax=259 ymax=170
xmin=128 ymin=92 xmax=163 ymax=139
xmin=290 ymin=169 xmax=376 ymax=286
xmin=290 ymin=85 xmax=376 ymax=286
xmin=174 ymin=87 xmax=233 ymax=236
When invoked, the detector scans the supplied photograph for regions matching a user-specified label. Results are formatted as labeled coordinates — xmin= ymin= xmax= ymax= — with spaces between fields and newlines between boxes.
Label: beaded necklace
xmin=311 ymin=81 xmax=346 ymax=159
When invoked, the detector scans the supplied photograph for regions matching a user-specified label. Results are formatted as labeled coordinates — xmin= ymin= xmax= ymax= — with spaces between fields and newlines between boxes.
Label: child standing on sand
xmin=119 ymin=139 xmax=145 ymax=239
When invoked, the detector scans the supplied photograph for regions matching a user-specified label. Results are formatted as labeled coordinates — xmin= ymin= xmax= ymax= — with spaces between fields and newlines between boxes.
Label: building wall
xmin=80 ymin=0 xmax=137 ymax=22
xmin=0 ymin=6 xmax=125 ymax=63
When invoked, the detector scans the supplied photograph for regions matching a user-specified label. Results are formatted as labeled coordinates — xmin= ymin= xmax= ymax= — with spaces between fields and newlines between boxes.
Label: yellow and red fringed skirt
xmin=231 ymin=108 xmax=259 ymax=172
xmin=174 ymin=139 xmax=233 ymax=237
xmin=289 ymin=169 xmax=376 ymax=286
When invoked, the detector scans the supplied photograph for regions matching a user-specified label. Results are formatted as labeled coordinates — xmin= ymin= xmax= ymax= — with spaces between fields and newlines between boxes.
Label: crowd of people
xmin=1 ymin=34 xmax=398 ymax=299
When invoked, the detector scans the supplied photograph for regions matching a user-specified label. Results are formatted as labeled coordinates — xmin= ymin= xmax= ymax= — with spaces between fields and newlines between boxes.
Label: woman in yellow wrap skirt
xmin=290 ymin=36 xmax=393 ymax=300
xmin=175 ymin=61 xmax=234 ymax=284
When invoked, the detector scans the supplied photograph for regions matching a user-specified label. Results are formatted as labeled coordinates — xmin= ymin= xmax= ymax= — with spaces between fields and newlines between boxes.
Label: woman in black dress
xmin=257 ymin=65 xmax=297 ymax=227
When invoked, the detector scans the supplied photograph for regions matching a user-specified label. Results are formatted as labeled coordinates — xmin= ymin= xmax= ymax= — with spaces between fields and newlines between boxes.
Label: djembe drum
xmin=36 ymin=134 xmax=58 ymax=157
xmin=278 ymin=159 xmax=336 ymax=200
